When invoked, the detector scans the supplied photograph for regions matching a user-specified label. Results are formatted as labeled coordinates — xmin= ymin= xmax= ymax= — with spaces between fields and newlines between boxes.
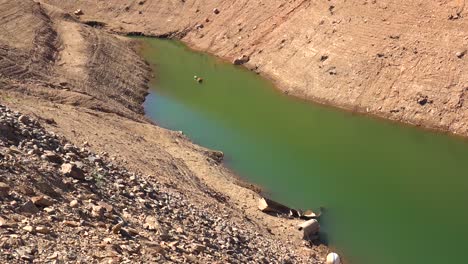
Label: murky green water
xmin=140 ymin=38 xmax=468 ymax=264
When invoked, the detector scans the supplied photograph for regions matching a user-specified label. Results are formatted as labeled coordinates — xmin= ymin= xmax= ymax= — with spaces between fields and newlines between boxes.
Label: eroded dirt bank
xmin=43 ymin=0 xmax=468 ymax=136
xmin=0 ymin=1 xmax=328 ymax=263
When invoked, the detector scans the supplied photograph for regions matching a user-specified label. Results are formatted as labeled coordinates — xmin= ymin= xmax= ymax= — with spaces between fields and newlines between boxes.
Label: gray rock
xmin=19 ymin=201 xmax=40 ymax=215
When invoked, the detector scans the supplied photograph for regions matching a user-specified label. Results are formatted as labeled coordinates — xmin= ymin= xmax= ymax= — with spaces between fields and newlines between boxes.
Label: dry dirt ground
xmin=43 ymin=0 xmax=468 ymax=136
xmin=0 ymin=0 xmax=329 ymax=263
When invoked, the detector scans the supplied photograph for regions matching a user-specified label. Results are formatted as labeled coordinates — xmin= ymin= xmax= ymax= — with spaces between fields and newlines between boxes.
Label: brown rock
xmin=63 ymin=220 xmax=80 ymax=227
xmin=61 ymin=163 xmax=85 ymax=180
xmin=144 ymin=216 xmax=159 ymax=231
xmin=69 ymin=199 xmax=79 ymax=208
xmin=233 ymin=55 xmax=250 ymax=65
xmin=0 ymin=217 xmax=17 ymax=228
xmin=456 ymin=50 xmax=466 ymax=59
xmin=35 ymin=226 xmax=50 ymax=234
xmin=74 ymin=9 xmax=83 ymax=16
xmin=31 ymin=195 xmax=54 ymax=207
xmin=23 ymin=225 xmax=34 ymax=233
xmin=191 ymin=243 xmax=206 ymax=254
xmin=98 ymin=201 xmax=113 ymax=213
xmin=0 ymin=182 xmax=10 ymax=197
xmin=18 ymin=115 xmax=30 ymax=125
xmin=91 ymin=205 xmax=105 ymax=218
xmin=43 ymin=151 xmax=63 ymax=164
xmin=112 ymin=222 xmax=123 ymax=234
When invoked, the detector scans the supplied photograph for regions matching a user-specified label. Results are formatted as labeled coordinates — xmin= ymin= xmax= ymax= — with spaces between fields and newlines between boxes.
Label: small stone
xmin=31 ymin=195 xmax=54 ymax=207
xmin=112 ymin=222 xmax=123 ymax=234
xmin=233 ymin=55 xmax=250 ymax=65
xmin=35 ymin=226 xmax=50 ymax=234
xmin=0 ymin=182 xmax=10 ymax=197
xmin=144 ymin=216 xmax=159 ymax=231
xmin=43 ymin=207 xmax=55 ymax=214
xmin=18 ymin=115 xmax=30 ymax=125
xmin=16 ymin=246 xmax=35 ymax=261
xmin=23 ymin=225 xmax=35 ymax=233
xmin=43 ymin=151 xmax=63 ymax=164
xmin=0 ymin=217 xmax=17 ymax=228
xmin=191 ymin=243 xmax=206 ymax=254
xmin=74 ymin=9 xmax=83 ymax=16
xmin=456 ymin=50 xmax=466 ymax=59
xmin=63 ymin=220 xmax=80 ymax=227
xmin=213 ymin=8 xmax=220 ymax=14
xmin=91 ymin=205 xmax=105 ymax=218
xmin=69 ymin=200 xmax=79 ymax=208
xmin=61 ymin=163 xmax=85 ymax=180
xmin=326 ymin=252 xmax=341 ymax=264
xmin=98 ymin=201 xmax=113 ymax=213
xmin=125 ymin=228 xmax=139 ymax=236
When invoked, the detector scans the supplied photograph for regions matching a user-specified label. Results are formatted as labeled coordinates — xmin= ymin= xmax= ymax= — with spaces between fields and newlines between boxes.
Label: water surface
xmin=141 ymin=38 xmax=468 ymax=264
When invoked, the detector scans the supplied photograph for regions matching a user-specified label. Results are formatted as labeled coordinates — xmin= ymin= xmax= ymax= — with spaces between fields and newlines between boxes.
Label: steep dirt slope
xmin=0 ymin=0 xmax=149 ymax=120
xmin=43 ymin=0 xmax=468 ymax=135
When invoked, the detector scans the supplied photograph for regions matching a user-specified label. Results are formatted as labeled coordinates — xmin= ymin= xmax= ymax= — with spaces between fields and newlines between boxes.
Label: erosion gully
xmin=140 ymin=38 xmax=468 ymax=264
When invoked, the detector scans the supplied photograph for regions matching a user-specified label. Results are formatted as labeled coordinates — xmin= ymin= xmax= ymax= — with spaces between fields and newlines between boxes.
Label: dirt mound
xmin=42 ymin=0 xmax=468 ymax=136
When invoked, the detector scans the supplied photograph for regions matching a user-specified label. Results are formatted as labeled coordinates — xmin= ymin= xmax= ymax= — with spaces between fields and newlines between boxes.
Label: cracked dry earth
xmin=0 ymin=105 xmax=324 ymax=263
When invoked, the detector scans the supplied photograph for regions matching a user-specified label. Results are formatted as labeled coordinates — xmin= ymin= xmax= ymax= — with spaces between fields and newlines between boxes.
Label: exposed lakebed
xmin=140 ymin=38 xmax=468 ymax=264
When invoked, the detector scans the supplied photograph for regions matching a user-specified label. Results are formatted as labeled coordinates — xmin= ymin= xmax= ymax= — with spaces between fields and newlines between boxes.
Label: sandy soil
xmin=42 ymin=0 xmax=468 ymax=136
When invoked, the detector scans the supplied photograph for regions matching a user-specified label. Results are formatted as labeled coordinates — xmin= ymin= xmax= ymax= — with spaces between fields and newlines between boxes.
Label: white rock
xmin=326 ymin=252 xmax=341 ymax=264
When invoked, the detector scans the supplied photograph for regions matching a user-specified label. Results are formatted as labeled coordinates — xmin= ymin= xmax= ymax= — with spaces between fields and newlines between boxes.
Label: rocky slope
xmin=42 ymin=0 xmax=468 ymax=136
xmin=1 ymin=1 xmax=329 ymax=263
xmin=0 ymin=104 xmax=316 ymax=263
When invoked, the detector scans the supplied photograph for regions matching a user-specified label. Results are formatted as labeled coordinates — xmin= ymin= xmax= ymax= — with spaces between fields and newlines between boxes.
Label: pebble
xmin=69 ymin=199 xmax=79 ymax=208
xmin=35 ymin=226 xmax=50 ymax=234
xmin=23 ymin=225 xmax=35 ymax=233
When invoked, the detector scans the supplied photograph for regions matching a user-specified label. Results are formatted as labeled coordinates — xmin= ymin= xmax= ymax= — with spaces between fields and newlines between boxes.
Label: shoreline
xmin=131 ymin=33 xmax=468 ymax=143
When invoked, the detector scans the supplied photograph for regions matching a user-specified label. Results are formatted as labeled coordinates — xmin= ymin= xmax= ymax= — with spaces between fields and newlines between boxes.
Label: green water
xmin=141 ymin=38 xmax=468 ymax=264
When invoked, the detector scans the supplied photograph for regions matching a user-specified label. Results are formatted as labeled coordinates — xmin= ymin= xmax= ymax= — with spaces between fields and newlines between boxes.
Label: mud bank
xmin=42 ymin=0 xmax=468 ymax=137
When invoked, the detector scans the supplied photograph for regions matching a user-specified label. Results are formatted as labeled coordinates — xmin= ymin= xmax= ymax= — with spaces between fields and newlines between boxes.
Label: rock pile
xmin=0 ymin=104 xmax=318 ymax=263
